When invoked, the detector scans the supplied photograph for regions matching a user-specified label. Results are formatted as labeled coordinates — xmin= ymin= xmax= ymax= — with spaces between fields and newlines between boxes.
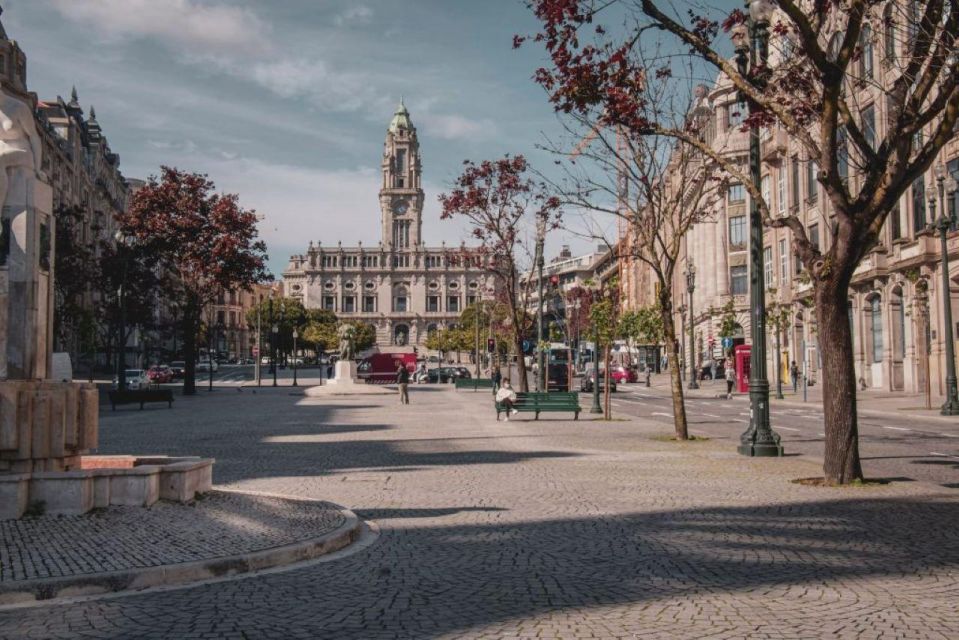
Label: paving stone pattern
xmin=0 ymin=491 xmax=345 ymax=582
xmin=1 ymin=385 xmax=957 ymax=639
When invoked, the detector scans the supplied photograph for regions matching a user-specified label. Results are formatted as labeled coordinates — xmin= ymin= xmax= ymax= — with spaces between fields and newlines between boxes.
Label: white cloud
xmin=48 ymin=0 xmax=270 ymax=57
xmin=247 ymin=58 xmax=383 ymax=112
xmin=425 ymin=114 xmax=497 ymax=140
xmin=333 ymin=5 xmax=373 ymax=27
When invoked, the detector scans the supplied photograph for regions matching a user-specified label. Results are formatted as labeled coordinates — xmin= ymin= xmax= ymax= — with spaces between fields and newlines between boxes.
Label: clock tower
xmin=380 ymin=99 xmax=423 ymax=250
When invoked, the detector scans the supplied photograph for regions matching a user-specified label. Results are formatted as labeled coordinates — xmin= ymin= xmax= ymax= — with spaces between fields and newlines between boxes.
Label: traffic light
xmin=487 ymin=338 xmax=495 ymax=353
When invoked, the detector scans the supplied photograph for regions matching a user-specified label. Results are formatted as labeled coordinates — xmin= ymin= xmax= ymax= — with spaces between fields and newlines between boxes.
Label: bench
xmin=495 ymin=391 xmax=580 ymax=420
xmin=108 ymin=389 xmax=174 ymax=411
xmin=455 ymin=378 xmax=495 ymax=391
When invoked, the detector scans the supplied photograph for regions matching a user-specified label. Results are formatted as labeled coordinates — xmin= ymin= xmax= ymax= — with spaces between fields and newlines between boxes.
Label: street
xmin=2 ymin=383 xmax=956 ymax=639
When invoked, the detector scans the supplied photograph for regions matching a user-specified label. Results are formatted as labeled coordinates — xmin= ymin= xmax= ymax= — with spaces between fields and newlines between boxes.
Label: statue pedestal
xmin=304 ymin=361 xmax=395 ymax=397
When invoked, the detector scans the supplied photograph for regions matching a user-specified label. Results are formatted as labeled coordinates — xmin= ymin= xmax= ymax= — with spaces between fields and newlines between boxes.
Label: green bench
xmin=495 ymin=391 xmax=581 ymax=420
xmin=108 ymin=389 xmax=174 ymax=411
xmin=455 ymin=378 xmax=495 ymax=391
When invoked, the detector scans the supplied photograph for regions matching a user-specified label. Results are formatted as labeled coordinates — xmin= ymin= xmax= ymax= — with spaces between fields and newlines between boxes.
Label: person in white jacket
xmin=495 ymin=379 xmax=519 ymax=421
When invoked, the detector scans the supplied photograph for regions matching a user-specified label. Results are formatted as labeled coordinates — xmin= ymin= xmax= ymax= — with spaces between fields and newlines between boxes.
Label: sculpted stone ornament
xmin=337 ymin=323 xmax=356 ymax=360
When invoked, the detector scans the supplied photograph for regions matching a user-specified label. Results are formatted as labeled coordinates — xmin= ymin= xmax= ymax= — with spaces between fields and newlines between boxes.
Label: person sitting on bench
xmin=495 ymin=379 xmax=519 ymax=421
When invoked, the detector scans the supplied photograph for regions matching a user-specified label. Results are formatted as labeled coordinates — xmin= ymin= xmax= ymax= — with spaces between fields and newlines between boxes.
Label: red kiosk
xmin=734 ymin=344 xmax=751 ymax=393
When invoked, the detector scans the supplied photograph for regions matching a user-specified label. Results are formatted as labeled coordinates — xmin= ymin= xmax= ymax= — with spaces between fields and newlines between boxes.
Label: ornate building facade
xmin=282 ymin=102 xmax=496 ymax=347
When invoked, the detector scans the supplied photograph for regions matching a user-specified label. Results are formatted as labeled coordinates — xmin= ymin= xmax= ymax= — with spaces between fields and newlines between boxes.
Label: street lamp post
xmin=535 ymin=215 xmax=547 ymax=393
xmin=255 ymin=294 xmax=262 ymax=387
xmin=207 ymin=318 xmax=216 ymax=392
xmin=685 ymin=265 xmax=699 ymax=390
xmin=732 ymin=0 xmax=782 ymax=457
xmin=772 ymin=293 xmax=785 ymax=400
xmin=292 ymin=328 xmax=299 ymax=387
xmin=271 ymin=321 xmax=279 ymax=387
xmin=114 ymin=230 xmax=131 ymax=394
xmin=933 ymin=164 xmax=959 ymax=414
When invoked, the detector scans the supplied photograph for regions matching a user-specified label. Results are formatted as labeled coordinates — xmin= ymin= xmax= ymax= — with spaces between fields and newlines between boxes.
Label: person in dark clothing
xmin=492 ymin=368 xmax=502 ymax=390
xmin=790 ymin=360 xmax=800 ymax=393
xmin=396 ymin=364 xmax=410 ymax=404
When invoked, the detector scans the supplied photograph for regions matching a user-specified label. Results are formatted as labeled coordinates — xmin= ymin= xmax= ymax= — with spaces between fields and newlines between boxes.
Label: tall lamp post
xmin=292 ymin=327 xmax=299 ymax=387
xmin=732 ymin=0 xmax=782 ymax=457
xmin=589 ymin=287 xmax=602 ymax=414
xmin=114 ymin=230 xmax=133 ymax=393
xmin=535 ymin=215 xmax=547 ymax=392
xmin=932 ymin=164 xmax=959 ymax=414
xmin=685 ymin=265 xmax=699 ymax=390
xmin=255 ymin=294 xmax=262 ymax=387
xmin=772 ymin=294 xmax=785 ymax=400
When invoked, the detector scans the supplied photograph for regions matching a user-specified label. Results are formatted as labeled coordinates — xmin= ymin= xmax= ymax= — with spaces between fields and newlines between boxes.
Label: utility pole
xmin=255 ymin=294 xmax=262 ymax=387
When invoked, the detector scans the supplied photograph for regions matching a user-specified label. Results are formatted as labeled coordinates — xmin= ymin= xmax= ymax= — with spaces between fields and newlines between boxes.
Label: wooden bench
xmin=455 ymin=378 xmax=495 ymax=391
xmin=108 ymin=389 xmax=174 ymax=411
xmin=495 ymin=391 xmax=580 ymax=420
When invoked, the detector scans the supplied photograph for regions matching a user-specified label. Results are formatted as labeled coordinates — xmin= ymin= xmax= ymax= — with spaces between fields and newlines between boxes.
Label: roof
xmin=388 ymin=98 xmax=413 ymax=133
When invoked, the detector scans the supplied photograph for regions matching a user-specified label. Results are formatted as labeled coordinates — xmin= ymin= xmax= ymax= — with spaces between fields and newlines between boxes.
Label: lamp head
xmin=749 ymin=0 xmax=774 ymax=24
xmin=935 ymin=162 xmax=947 ymax=181
xmin=945 ymin=172 xmax=958 ymax=194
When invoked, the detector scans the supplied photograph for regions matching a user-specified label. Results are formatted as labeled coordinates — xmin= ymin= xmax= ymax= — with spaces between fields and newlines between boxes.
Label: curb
xmin=0 ymin=493 xmax=362 ymax=606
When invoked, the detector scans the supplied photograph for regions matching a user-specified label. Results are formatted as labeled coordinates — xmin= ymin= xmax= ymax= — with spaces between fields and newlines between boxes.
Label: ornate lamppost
xmin=685 ymin=264 xmax=699 ymax=390
xmin=535 ymin=215 xmax=547 ymax=392
xmin=114 ymin=230 xmax=133 ymax=393
xmin=292 ymin=327 xmax=299 ymax=387
xmin=731 ymin=0 xmax=782 ymax=456
xmin=932 ymin=164 xmax=959 ymax=414
xmin=589 ymin=287 xmax=602 ymax=414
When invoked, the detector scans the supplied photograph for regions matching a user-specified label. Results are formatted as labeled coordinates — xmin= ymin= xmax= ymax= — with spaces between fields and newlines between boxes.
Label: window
xmin=764 ymin=246 xmax=774 ymax=287
xmin=394 ymin=295 xmax=408 ymax=312
xmin=862 ymin=105 xmax=876 ymax=151
xmin=217 ymin=310 xmax=225 ymax=325
xmin=860 ymin=24 xmax=873 ymax=79
xmin=809 ymin=223 xmax=820 ymax=251
xmin=728 ymin=102 xmax=746 ymax=128
xmin=362 ymin=295 xmax=376 ymax=312
xmin=790 ymin=157 xmax=800 ymax=207
xmin=229 ymin=311 xmax=237 ymax=327
xmin=342 ymin=296 xmax=355 ymax=313
xmin=729 ymin=215 xmax=747 ymax=249
xmin=779 ymin=239 xmax=788 ymax=281
xmin=912 ymin=178 xmax=927 ymax=233
xmin=837 ymin=126 xmax=849 ymax=180
xmin=890 ymin=202 xmax=902 ymax=240
xmin=728 ymin=183 xmax=745 ymax=203
xmin=761 ymin=175 xmax=771 ymax=209
xmin=870 ymin=297 xmax=883 ymax=363
xmin=427 ymin=295 xmax=439 ymax=312
xmin=395 ymin=149 xmax=406 ymax=188
xmin=731 ymin=266 xmax=748 ymax=295
xmin=807 ymin=160 xmax=818 ymax=202
xmin=323 ymin=296 xmax=336 ymax=311
xmin=777 ymin=168 xmax=786 ymax=214
xmin=447 ymin=295 xmax=460 ymax=313
xmin=467 ymin=295 xmax=477 ymax=307
xmin=949 ymin=159 xmax=959 ymax=231
xmin=794 ymin=252 xmax=803 ymax=275
xmin=883 ymin=5 xmax=896 ymax=59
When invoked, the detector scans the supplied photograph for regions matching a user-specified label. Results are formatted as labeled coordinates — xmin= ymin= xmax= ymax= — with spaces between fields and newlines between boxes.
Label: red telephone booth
xmin=734 ymin=345 xmax=751 ymax=393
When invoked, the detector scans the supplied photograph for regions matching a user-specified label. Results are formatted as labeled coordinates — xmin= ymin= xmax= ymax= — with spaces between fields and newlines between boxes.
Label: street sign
xmin=722 ymin=337 xmax=733 ymax=350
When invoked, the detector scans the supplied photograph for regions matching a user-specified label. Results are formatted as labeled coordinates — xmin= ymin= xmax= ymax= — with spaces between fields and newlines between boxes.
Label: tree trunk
xmin=815 ymin=277 xmax=863 ymax=484
xmin=603 ymin=344 xmax=611 ymax=420
xmin=182 ymin=302 xmax=199 ymax=396
xmin=514 ymin=334 xmax=529 ymax=392
xmin=662 ymin=313 xmax=689 ymax=440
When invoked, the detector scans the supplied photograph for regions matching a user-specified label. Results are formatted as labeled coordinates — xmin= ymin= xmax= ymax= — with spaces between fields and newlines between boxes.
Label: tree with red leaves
xmin=523 ymin=0 xmax=959 ymax=484
xmin=120 ymin=167 xmax=268 ymax=395
xmin=439 ymin=155 xmax=562 ymax=392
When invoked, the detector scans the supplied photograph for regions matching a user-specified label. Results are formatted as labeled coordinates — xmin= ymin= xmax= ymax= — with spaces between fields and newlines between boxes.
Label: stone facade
xmin=618 ymin=18 xmax=959 ymax=395
xmin=283 ymin=102 xmax=496 ymax=347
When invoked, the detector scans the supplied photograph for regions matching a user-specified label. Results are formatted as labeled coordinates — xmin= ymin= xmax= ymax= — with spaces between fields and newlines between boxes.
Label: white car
xmin=113 ymin=369 xmax=149 ymax=390
xmin=196 ymin=360 xmax=219 ymax=373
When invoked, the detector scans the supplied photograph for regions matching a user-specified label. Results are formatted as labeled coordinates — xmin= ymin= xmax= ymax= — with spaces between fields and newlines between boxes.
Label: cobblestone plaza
xmin=1 ymin=385 xmax=956 ymax=639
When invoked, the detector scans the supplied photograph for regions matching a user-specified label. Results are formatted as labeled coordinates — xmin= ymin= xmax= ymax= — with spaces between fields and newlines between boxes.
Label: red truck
xmin=356 ymin=353 xmax=418 ymax=384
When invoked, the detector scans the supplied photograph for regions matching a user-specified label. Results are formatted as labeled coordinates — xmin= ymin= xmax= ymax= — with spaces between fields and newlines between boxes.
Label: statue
xmin=337 ymin=323 xmax=356 ymax=360
xmin=0 ymin=91 xmax=43 ymax=209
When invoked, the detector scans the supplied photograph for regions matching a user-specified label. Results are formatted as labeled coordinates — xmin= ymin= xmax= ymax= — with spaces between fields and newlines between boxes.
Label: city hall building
xmin=282 ymin=101 xmax=497 ymax=347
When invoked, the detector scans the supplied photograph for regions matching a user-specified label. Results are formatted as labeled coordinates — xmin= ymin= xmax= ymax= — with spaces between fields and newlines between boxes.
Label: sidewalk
xmin=647 ymin=372 xmax=959 ymax=422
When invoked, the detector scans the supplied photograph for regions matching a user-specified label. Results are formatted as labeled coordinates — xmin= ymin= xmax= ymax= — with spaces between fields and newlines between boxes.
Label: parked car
xmin=426 ymin=367 xmax=467 ymax=383
xmin=112 ymin=369 xmax=150 ymax=391
xmin=196 ymin=359 xmax=219 ymax=373
xmin=580 ymin=371 xmax=617 ymax=393
xmin=147 ymin=365 xmax=173 ymax=383
xmin=169 ymin=361 xmax=186 ymax=379
xmin=452 ymin=367 xmax=472 ymax=379
xmin=699 ymin=361 xmax=726 ymax=381
xmin=609 ymin=365 xmax=638 ymax=384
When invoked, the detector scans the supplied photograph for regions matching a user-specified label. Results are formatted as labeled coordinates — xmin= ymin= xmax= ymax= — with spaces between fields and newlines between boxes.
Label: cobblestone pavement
xmin=1 ymin=385 xmax=957 ymax=639
xmin=0 ymin=491 xmax=345 ymax=583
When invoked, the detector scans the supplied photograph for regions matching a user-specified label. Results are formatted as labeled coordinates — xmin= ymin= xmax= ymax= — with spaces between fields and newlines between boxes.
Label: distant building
xmin=282 ymin=101 xmax=497 ymax=347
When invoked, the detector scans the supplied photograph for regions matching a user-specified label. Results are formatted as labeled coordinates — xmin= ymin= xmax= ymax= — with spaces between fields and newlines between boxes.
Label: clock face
xmin=393 ymin=200 xmax=409 ymax=215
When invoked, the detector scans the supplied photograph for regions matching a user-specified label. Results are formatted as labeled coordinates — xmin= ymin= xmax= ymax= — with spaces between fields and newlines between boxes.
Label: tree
xmin=588 ymin=279 xmax=620 ymax=420
xmin=619 ymin=306 xmax=665 ymax=363
xmin=52 ymin=205 xmax=98 ymax=361
xmin=523 ymin=0 xmax=959 ymax=483
xmin=121 ymin=167 xmax=268 ymax=395
xmin=439 ymin=155 xmax=562 ymax=392
xmin=344 ymin=321 xmax=377 ymax=353
xmin=245 ymin=296 xmax=308 ymax=362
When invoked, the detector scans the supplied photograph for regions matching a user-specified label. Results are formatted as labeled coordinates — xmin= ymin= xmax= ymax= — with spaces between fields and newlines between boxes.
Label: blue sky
xmin=5 ymin=0 xmax=622 ymax=277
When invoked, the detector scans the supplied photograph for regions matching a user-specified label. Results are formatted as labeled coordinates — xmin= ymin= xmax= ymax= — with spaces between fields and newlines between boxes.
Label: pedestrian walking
xmin=725 ymin=359 xmax=736 ymax=399
xmin=396 ymin=363 xmax=410 ymax=404
xmin=790 ymin=360 xmax=800 ymax=393
xmin=495 ymin=379 xmax=519 ymax=421
xmin=710 ymin=358 xmax=717 ymax=381
xmin=492 ymin=368 xmax=502 ymax=390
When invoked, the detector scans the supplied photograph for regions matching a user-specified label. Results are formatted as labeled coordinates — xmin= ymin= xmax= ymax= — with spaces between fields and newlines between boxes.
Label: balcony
xmin=760 ymin=128 xmax=788 ymax=163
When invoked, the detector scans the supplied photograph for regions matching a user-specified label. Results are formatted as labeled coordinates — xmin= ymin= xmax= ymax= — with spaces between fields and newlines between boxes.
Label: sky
xmin=4 ymin=0 xmax=621 ymax=278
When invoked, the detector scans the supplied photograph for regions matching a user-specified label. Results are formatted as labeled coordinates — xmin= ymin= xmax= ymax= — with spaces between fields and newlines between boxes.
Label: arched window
xmin=870 ymin=296 xmax=883 ymax=363
xmin=883 ymin=4 xmax=896 ymax=60
xmin=860 ymin=24 xmax=874 ymax=78
xmin=891 ymin=287 xmax=905 ymax=361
